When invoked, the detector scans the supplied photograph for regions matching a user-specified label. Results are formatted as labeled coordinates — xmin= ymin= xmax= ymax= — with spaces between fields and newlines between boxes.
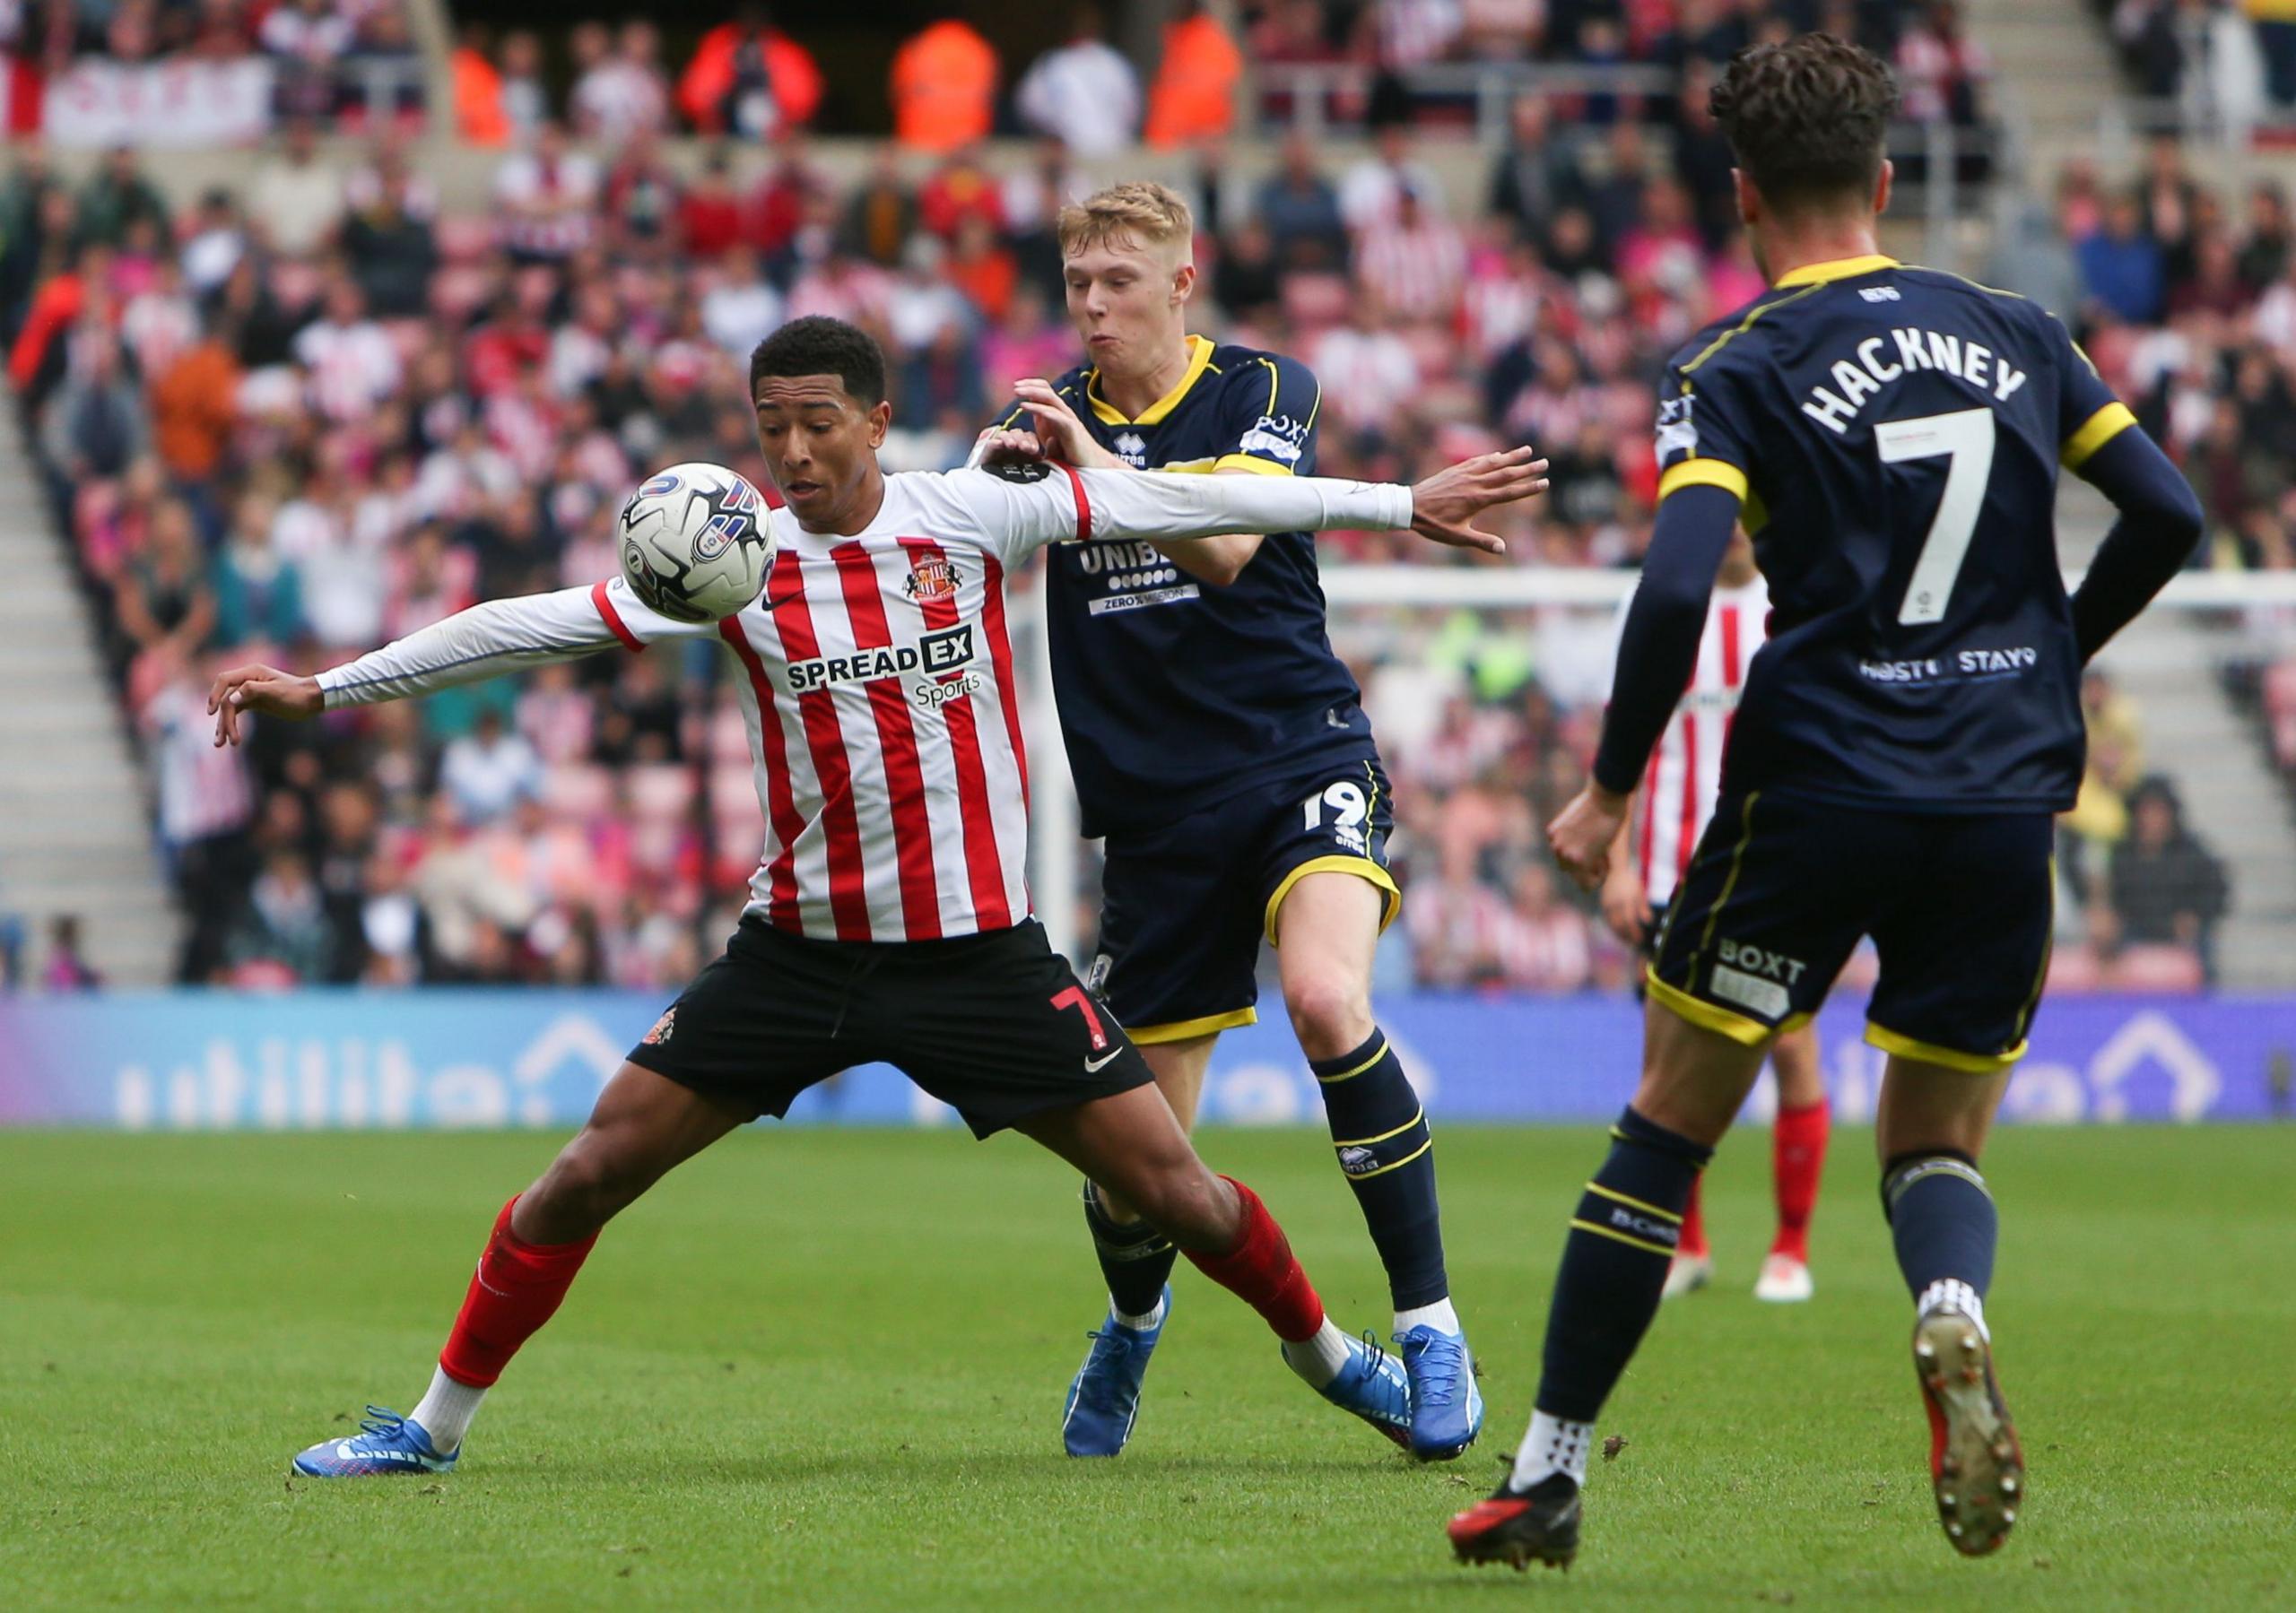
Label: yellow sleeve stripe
xmin=2061 ymin=402 xmax=2137 ymax=470
xmin=1657 ymin=458 xmax=1750 ymax=504
xmin=1213 ymin=452 xmax=1293 ymax=476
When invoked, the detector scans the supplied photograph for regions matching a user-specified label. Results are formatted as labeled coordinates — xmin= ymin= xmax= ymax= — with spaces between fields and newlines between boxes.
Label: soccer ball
xmin=616 ymin=463 xmax=774 ymax=622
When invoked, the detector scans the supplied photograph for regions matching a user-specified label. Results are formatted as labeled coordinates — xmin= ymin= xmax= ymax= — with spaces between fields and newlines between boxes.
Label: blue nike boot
xmin=1061 ymin=1286 xmax=1170 ymax=1456
xmin=1315 ymin=1331 xmax=1413 ymax=1448
xmin=291 ymin=1408 xmax=458 ymax=1477
xmin=1397 ymin=1324 xmax=1484 ymax=1461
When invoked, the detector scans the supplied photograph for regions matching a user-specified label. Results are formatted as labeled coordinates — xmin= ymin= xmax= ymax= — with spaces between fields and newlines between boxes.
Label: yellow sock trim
xmin=1350 ymin=1138 xmax=1433 ymax=1179
xmin=1586 ymin=1182 xmax=1683 ymax=1225
xmin=1331 ymin=1108 xmax=1424 ymax=1149
xmin=1568 ymin=1218 xmax=1675 ymax=1258
xmin=1315 ymin=1036 xmax=1390 ymax=1084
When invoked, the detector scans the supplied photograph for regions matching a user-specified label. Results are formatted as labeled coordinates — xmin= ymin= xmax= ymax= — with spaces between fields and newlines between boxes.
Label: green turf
xmin=2 ymin=1124 xmax=2291 ymax=1609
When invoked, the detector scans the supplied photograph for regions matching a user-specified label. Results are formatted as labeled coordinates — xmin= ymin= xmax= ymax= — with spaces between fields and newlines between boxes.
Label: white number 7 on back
xmin=1876 ymin=407 xmax=1996 ymax=626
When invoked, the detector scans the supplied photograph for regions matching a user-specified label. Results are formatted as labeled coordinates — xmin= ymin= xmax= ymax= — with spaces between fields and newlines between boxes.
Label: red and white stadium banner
xmin=42 ymin=56 xmax=274 ymax=149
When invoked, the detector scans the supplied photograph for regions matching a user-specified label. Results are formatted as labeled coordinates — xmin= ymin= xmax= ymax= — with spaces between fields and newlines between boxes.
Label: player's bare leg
xmin=1276 ymin=870 xmax=1480 ymax=1458
xmin=1019 ymin=1083 xmax=1412 ymax=1445
xmin=291 ymin=1063 xmax=747 ymax=1475
xmin=1753 ymin=1023 xmax=1829 ymax=1302
xmin=1877 ymin=1055 xmax=2022 ymax=1557
xmin=1452 ymin=1002 xmax=1766 ymax=1568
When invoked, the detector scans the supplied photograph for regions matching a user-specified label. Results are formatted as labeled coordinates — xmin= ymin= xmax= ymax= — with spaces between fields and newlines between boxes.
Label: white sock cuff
xmin=1509 ymin=1409 xmax=1592 ymax=1491
xmin=1917 ymin=1279 xmax=1989 ymax=1341
xmin=1393 ymin=1297 xmax=1461 ymax=1337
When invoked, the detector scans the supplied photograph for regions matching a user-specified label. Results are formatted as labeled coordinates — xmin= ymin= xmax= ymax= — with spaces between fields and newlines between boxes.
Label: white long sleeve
xmin=937 ymin=465 xmax=1414 ymax=564
xmin=317 ymin=585 xmax=654 ymax=709
xmin=1072 ymin=467 xmax=1415 ymax=546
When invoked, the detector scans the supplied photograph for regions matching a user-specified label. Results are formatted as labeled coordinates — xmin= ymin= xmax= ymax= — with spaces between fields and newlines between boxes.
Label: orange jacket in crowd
xmin=453 ymin=46 xmax=512 ymax=147
xmin=678 ymin=24 xmax=825 ymax=135
xmin=890 ymin=20 xmax=998 ymax=152
xmin=151 ymin=340 xmax=243 ymax=481
xmin=1144 ymin=10 xmax=1242 ymax=148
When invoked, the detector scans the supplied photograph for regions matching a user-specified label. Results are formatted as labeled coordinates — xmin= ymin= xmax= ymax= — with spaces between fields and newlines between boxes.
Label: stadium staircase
xmin=1962 ymin=0 xmax=2126 ymax=180
xmin=0 ymin=425 xmax=178 ymax=984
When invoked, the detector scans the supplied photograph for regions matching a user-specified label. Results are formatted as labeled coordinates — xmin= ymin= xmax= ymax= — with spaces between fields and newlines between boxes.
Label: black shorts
xmin=1648 ymin=790 xmax=2055 ymax=1072
xmin=626 ymin=917 xmax=1154 ymax=1138
xmin=1090 ymin=757 xmax=1401 ymax=1045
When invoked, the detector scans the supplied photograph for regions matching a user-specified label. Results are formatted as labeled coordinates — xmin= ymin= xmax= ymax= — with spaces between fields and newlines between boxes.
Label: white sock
xmin=1280 ymin=1318 xmax=1355 ymax=1389
xmin=1509 ymin=1409 xmax=1592 ymax=1493
xmin=1393 ymin=1296 xmax=1461 ymax=1337
xmin=409 ymin=1366 xmax=488 ymax=1454
xmin=1113 ymin=1294 xmax=1167 ymax=1331
xmin=1917 ymin=1278 xmax=1990 ymax=1342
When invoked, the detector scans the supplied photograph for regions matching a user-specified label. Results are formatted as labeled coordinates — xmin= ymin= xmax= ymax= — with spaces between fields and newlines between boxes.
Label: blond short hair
xmin=1057 ymin=181 xmax=1194 ymax=263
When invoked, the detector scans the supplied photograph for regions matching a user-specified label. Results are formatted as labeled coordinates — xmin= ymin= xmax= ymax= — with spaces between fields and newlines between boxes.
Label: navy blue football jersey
xmin=989 ymin=336 xmax=1374 ymax=836
xmin=1656 ymin=254 xmax=2135 ymax=813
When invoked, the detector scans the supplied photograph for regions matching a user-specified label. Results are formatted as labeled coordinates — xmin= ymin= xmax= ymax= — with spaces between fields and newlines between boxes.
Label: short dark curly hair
xmin=749 ymin=316 xmax=887 ymax=406
xmin=1710 ymin=33 xmax=1900 ymax=216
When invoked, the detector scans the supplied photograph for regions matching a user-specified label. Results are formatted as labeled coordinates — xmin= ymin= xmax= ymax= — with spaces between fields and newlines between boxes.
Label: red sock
xmin=1678 ymin=1175 xmax=1709 ymax=1259
xmin=1770 ymin=1098 xmax=1831 ymax=1262
xmin=1181 ymin=1176 xmax=1326 ymax=1343
xmin=437 ymin=1196 xmax=598 ymax=1388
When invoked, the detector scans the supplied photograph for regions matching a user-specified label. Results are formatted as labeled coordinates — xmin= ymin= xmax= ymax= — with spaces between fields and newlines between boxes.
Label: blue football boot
xmin=1316 ymin=1331 xmax=1413 ymax=1449
xmin=1397 ymin=1324 xmax=1484 ymax=1461
xmin=291 ymin=1407 xmax=458 ymax=1478
xmin=1061 ymin=1286 xmax=1170 ymax=1457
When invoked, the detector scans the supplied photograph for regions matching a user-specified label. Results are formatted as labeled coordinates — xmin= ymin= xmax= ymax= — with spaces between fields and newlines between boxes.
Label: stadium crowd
xmin=0 ymin=1 xmax=2258 ymax=995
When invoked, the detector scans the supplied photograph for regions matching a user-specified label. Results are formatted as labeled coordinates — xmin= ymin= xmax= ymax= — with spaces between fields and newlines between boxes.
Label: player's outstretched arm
xmin=2065 ymin=426 xmax=2205 ymax=662
xmin=209 ymin=581 xmax=706 ymax=748
xmin=1063 ymin=447 xmax=1549 ymax=554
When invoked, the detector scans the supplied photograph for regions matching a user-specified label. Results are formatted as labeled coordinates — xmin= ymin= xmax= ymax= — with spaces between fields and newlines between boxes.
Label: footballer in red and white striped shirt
xmin=209 ymin=315 xmax=1549 ymax=1480
xmin=1596 ymin=527 xmax=1830 ymax=1307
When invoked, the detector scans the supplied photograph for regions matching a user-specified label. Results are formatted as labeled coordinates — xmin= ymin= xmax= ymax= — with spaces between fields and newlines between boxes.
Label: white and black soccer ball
xmin=616 ymin=463 xmax=774 ymax=622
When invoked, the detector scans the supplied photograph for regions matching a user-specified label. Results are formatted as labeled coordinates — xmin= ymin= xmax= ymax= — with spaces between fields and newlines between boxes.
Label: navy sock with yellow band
xmin=1309 ymin=1028 xmax=1448 ymax=1311
xmin=1535 ymin=1106 xmax=1714 ymax=1422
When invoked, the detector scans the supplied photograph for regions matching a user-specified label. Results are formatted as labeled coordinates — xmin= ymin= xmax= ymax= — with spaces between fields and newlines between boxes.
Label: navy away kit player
xmin=980 ymin=182 xmax=1483 ymax=1462
xmin=1448 ymin=36 xmax=2203 ymax=1571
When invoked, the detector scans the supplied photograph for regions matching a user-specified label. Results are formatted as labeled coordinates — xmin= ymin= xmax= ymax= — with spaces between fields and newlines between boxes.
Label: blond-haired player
xmin=980 ymin=181 xmax=1484 ymax=1461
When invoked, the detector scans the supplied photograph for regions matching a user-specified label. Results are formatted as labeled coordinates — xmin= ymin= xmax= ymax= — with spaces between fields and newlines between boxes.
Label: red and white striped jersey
xmin=1612 ymin=577 xmax=1769 ymax=906
xmin=316 ymin=464 xmax=1414 ymax=945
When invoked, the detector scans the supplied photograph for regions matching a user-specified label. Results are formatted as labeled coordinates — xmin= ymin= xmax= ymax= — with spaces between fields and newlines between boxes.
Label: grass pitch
xmin=2 ymin=1123 xmax=2291 ymax=1609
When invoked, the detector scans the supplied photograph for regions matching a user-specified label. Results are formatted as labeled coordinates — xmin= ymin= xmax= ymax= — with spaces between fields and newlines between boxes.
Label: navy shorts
xmin=627 ymin=917 xmax=1153 ymax=1138
xmin=1090 ymin=757 xmax=1402 ymax=1045
xmin=1648 ymin=790 xmax=2055 ymax=1071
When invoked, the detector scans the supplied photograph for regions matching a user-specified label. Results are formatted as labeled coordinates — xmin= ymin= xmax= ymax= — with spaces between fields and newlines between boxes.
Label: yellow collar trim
xmin=1088 ymin=334 xmax=1214 ymax=428
xmin=1773 ymin=253 xmax=1900 ymax=288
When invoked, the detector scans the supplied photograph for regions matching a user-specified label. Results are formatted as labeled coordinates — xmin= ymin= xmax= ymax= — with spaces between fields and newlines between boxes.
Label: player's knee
xmin=1281 ymin=968 xmax=1372 ymax=1061
xmin=528 ymin=1130 xmax=653 ymax=1235
xmin=1123 ymin=1163 xmax=1231 ymax=1250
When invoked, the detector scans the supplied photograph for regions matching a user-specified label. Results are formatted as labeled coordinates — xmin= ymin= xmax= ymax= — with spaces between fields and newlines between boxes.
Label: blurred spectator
xmin=1144 ymin=1 xmax=1243 ymax=149
xmin=1894 ymin=2 xmax=1992 ymax=127
xmin=439 ymin=707 xmax=543 ymax=827
xmin=248 ymin=121 xmax=342 ymax=257
xmin=451 ymin=22 xmax=514 ymax=146
xmin=1487 ymin=94 xmax=1585 ymax=245
xmin=39 ymin=915 xmax=100 ymax=993
xmin=140 ymin=646 xmax=257 ymax=981
xmin=74 ymin=146 xmax=170 ymax=252
xmin=148 ymin=314 xmax=241 ymax=486
xmin=571 ymin=20 xmax=672 ymax=144
xmin=225 ymin=847 xmax=335 ymax=984
xmin=493 ymin=123 xmax=601 ymax=263
xmin=213 ymin=494 xmax=308 ymax=648
xmin=114 ymin=497 xmax=213 ymax=665
xmin=39 ymin=325 xmax=146 ymax=482
xmin=498 ymin=30 xmax=549 ymax=139
xmin=1341 ymin=124 xmax=1447 ymax=233
xmin=342 ymin=154 xmax=438 ymax=318
xmin=2257 ymin=0 xmax=2296 ymax=108
xmin=890 ymin=18 xmax=999 ymax=152
xmin=678 ymin=4 xmax=824 ymax=140
xmin=1256 ymin=133 xmax=1350 ymax=269
xmin=1014 ymin=5 xmax=1143 ymax=156
xmin=2100 ymin=776 xmax=2231 ymax=983
xmin=1495 ymin=863 xmax=1594 ymax=992
xmin=2077 ymin=194 xmax=2166 ymax=324
xmin=1354 ymin=183 xmax=1466 ymax=324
